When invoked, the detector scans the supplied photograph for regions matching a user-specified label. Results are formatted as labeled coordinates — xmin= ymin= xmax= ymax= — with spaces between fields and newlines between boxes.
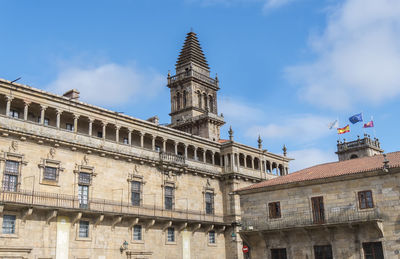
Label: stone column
xmin=230 ymin=153 xmax=234 ymax=171
xmin=194 ymin=147 xmax=198 ymax=161
xmin=115 ymin=125 xmax=120 ymax=142
xmin=56 ymin=109 xmax=62 ymax=128
xmin=211 ymin=152 xmax=215 ymax=165
xmin=5 ymin=96 xmax=13 ymax=116
xmin=128 ymin=129 xmax=132 ymax=145
xmin=88 ymin=118 xmax=94 ymax=136
xmin=40 ymin=105 xmax=47 ymax=124
xmin=174 ymin=142 xmax=178 ymax=155
xmin=139 ymin=133 xmax=144 ymax=148
xmin=23 ymin=100 xmax=30 ymax=121
xmin=73 ymin=114 xmax=79 ymax=133
xmin=203 ymin=150 xmax=206 ymax=163
xmin=251 ymin=158 xmax=255 ymax=169
xmin=151 ymin=135 xmax=155 ymax=151
xmin=184 ymin=144 xmax=188 ymax=159
xmin=102 ymin=122 xmax=107 ymax=140
xmin=162 ymin=139 xmax=167 ymax=152
xmin=244 ymin=156 xmax=247 ymax=168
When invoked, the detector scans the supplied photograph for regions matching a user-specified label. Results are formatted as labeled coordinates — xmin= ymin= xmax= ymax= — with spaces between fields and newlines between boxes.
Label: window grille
xmin=78 ymin=173 xmax=91 ymax=185
xmin=133 ymin=225 xmax=142 ymax=241
xmin=205 ymin=192 xmax=214 ymax=214
xmin=79 ymin=220 xmax=89 ymax=238
xmin=209 ymin=230 xmax=216 ymax=244
xmin=78 ymin=185 xmax=89 ymax=209
xmin=363 ymin=242 xmax=384 ymax=259
xmin=44 ymin=166 xmax=57 ymax=181
xmin=314 ymin=245 xmax=333 ymax=259
xmin=167 ymin=227 xmax=175 ymax=242
xmin=165 ymin=186 xmax=174 ymax=210
xmin=131 ymin=181 xmax=141 ymax=206
xmin=5 ymin=161 xmax=19 ymax=175
xmin=2 ymin=215 xmax=16 ymax=234
xmin=271 ymin=248 xmax=287 ymax=259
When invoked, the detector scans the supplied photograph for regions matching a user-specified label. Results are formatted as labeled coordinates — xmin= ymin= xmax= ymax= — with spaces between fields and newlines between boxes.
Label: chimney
xmin=63 ymin=89 xmax=80 ymax=100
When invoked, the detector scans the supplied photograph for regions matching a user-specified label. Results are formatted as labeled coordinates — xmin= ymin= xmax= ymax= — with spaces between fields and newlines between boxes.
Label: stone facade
xmin=0 ymin=32 xmax=290 ymax=259
xmin=336 ymin=135 xmax=383 ymax=161
xmin=237 ymin=152 xmax=400 ymax=259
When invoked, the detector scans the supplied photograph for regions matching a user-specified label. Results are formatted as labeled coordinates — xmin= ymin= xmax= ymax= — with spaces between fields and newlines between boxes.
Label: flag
xmin=349 ymin=113 xmax=363 ymax=124
xmin=363 ymin=120 xmax=374 ymax=128
xmin=337 ymin=125 xmax=350 ymax=134
xmin=328 ymin=120 xmax=339 ymax=130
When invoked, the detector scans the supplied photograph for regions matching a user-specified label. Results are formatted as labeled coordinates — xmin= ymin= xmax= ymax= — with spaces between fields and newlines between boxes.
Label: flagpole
xmin=372 ymin=116 xmax=376 ymax=139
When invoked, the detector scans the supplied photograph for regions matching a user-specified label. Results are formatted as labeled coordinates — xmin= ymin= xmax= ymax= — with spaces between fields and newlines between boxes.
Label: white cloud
xmin=246 ymin=114 xmax=334 ymax=143
xmin=219 ymin=97 xmax=264 ymax=124
xmin=286 ymin=0 xmax=400 ymax=110
xmin=263 ymin=0 xmax=296 ymax=11
xmin=288 ymin=148 xmax=337 ymax=172
xmin=46 ymin=63 xmax=164 ymax=107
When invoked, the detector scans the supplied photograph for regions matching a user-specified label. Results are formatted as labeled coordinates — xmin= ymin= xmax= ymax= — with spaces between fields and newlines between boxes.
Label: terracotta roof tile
xmin=237 ymin=151 xmax=400 ymax=192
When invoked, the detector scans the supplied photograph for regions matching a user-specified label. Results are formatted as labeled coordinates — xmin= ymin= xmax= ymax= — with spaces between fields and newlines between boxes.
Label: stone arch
xmin=197 ymin=91 xmax=202 ymax=108
xmin=350 ymin=154 xmax=358 ymax=159
xmin=183 ymin=90 xmax=187 ymax=108
xmin=208 ymin=95 xmax=213 ymax=113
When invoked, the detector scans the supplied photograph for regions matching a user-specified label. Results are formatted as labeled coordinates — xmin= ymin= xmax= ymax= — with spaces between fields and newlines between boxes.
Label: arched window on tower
xmin=203 ymin=93 xmax=208 ymax=110
xmin=197 ymin=91 xmax=202 ymax=108
xmin=176 ymin=92 xmax=181 ymax=110
xmin=209 ymin=95 xmax=213 ymax=113
xmin=183 ymin=91 xmax=187 ymax=108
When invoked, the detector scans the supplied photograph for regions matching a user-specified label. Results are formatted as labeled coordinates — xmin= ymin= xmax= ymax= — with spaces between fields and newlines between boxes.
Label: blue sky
xmin=1 ymin=0 xmax=399 ymax=171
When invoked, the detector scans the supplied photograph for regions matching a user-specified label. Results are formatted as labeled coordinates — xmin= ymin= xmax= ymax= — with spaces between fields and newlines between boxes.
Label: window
xmin=78 ymin=173 xmax=91 ymax=185
xmin=131 ymin=181 xmax=141 ymax=206
xmin=209 ymin=230 xmax=216 ymax=244
xmin=165 ymin=186 xmax=174 ymax=210
xmin=155 ymin=145 xmax=161 ymax=152
xmin=97 ymin=131 xmax=103 ymax=138
xmin=66 ymin=123 xmax=73 ymax=131
xmin=133 ymin=225 xmax=142 ymax=241
xmin=78 ymin=220 xmax=89 ymax=238
xmin=311 ymin=196 xmax=325 ymax=224
xmin=123 ymin=137 xmax=129 ymax=144
xmin=314 ymin=245 xmax=333 ymax=259
xmin=3 ymin=160 xmax=19 ymax=191
xmin=44 ymin=118 xmax=49 ymax=126
xmin=43 ymin=166 xmax=57 ymax=181
xmin=358 ymin=190 xmax=374 ymax=209
xmin=167 ymin=227 xmax=175 ymax=242
xmin=9 ymin=110 xmax=19 ymax=118
xmin=2 ymin=215 xmax=16 ymax=234
xmin=205 ymin=192 xmax=214 ymax=214
xmin=271 ymin=248 xmax=287 ymax=259
xmin=209 ymin=96 xmax=213 ymax=113
xmin=268 ymin=202 xmax=281 ymax=219
xmin=197 ymin=92 xmax=202 ymax=108
xmin=363 ymin=242 xmax=384 ymax=259
xmin=78 ymin=185 xmax=89 ymax=209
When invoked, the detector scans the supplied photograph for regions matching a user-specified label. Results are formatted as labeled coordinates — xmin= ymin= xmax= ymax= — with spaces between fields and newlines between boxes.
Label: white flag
xmin=328 ymin=120 xmax=339 ymax=130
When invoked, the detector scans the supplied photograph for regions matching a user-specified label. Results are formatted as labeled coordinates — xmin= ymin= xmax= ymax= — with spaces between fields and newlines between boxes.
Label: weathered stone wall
xmin=239 ymin=169 xmax=400 ymax=259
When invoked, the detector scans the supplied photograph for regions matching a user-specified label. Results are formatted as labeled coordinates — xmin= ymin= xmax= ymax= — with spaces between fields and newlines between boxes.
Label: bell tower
xmin=167 ymin=32 xmax=225 ymax=141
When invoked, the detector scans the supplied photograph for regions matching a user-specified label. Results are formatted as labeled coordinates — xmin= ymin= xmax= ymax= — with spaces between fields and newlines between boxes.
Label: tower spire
xmin=176 ymin=32 xmax=209 ymax=71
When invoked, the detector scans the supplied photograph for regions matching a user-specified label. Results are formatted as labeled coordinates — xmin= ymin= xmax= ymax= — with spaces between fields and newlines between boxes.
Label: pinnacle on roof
xmin=176 ymin=32 xmax=210 ymax=70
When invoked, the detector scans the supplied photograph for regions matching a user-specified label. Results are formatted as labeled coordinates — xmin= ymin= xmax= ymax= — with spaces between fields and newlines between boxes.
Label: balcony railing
xmin=159 ymin=152 xmax=186 ymax=165
xmin=0 ymin=188 xmax=224 ymax=224
xmin=168 ymin=70 xmax=217 ymax=86
xmin=241 ymin=208 xmax=382 ymax=232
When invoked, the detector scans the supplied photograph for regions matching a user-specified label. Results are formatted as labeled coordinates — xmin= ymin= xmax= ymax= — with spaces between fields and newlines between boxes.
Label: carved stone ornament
xmin=47 ymin=148 xmax=56 ymax=159
xmin=9 ymin=140 xmax=18 ymax=152
xmin=206 ymin=178 xmax=211 ymax=187
xmin=82 ymin=155 xmax=89 ymax=165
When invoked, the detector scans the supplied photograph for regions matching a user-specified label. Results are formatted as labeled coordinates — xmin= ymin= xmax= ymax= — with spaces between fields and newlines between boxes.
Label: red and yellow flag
xmin=337 ymin=125 xmax=350 ymax=134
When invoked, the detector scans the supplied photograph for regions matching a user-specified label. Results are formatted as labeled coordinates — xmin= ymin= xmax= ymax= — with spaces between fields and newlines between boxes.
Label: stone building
xmin=0 ymin=32 xmax=290 ymax=258
xmin=237 ymin=140 xmax=400 ymax=259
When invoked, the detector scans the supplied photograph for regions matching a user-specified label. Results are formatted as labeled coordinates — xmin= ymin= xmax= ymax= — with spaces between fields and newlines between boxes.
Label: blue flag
xmin=349 ymin=113 xmax=363 ymax=124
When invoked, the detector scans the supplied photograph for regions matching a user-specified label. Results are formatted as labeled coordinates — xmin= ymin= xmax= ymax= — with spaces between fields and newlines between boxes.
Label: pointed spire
xmin=176 ymin=32 xmax=209 ymax=70
xmin=257 ymin=135 xmax=262 ymax=149
xmin=228 ymin=126 xmax=234 ymax=141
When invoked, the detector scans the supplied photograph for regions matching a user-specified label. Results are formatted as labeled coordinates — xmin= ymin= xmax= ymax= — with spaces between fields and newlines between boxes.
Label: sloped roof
xmin=176 ymin=32 xmax=209 ymax=70
xmin=237 ymin=151 xmax=400 ymax=192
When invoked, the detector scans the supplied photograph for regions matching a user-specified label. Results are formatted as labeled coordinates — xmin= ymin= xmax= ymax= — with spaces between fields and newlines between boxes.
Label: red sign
xmin=242 ymin=245 xmax=249 ymax=253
